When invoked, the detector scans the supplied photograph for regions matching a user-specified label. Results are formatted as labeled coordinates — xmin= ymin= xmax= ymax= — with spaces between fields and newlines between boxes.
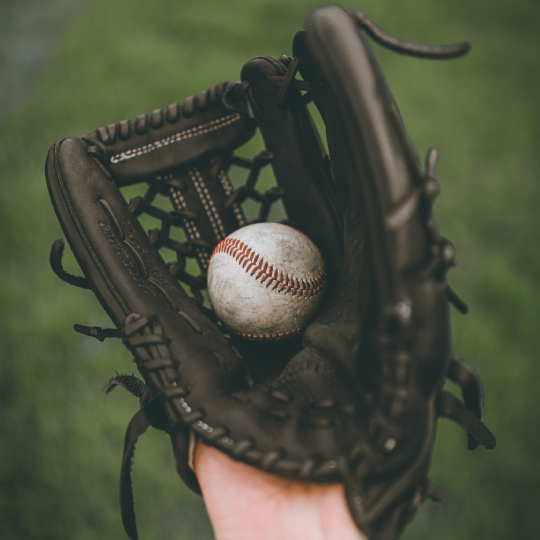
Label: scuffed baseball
xmin=207 ymin=223 xmax=326 ymax=341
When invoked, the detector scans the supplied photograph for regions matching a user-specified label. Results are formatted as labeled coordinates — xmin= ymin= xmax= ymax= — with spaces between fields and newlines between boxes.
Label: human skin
xmin=195 ymin=442 xmax=368 ymax=540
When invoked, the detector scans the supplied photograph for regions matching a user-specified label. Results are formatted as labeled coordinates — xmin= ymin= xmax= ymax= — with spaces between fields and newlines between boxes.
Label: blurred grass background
xmin=0 ymin=0 xmax=538 ymax=539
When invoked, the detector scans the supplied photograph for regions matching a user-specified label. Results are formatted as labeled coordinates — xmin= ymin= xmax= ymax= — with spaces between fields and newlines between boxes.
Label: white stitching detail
xmin=169 ymin=181 xmax=209 ymax=270
xmin=218 ymin=169 xmax=246 ymax=227
xmin=189 ymin=167 xmax=226 ymax=241
xmin=109 ymin=113 xmax=241 ymax=164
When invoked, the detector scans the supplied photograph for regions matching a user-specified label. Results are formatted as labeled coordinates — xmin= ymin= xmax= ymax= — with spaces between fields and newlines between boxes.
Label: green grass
xmin=1 ymin=0 xmax=539 ymax=539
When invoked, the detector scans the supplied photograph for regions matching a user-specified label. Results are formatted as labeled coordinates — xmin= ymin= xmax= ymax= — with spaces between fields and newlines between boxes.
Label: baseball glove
xmin=45 ymin=5 xmax=496 ymax=540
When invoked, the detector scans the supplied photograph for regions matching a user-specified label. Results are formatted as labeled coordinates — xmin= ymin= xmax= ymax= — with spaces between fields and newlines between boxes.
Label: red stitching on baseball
xmin=210 ymin=237 xmax=326 ymax=298
xmin=231 ymin=326 xmax=305 ymax=341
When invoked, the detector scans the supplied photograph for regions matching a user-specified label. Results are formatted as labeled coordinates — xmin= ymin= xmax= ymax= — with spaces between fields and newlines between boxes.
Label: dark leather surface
xmin=46 ymin=132 xmax=367 ymax=483
xmin=296 ymin=7 xmax=469 ymax=538
xmin=45 ymin=6 xmax=495 ymax=540
xmin=83 ymin=82 xmax=256 ymax=185
xmin=241 ymin=56 xmax=344 ymax=289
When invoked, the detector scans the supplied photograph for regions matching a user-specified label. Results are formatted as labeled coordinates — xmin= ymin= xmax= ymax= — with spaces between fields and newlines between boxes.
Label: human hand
xmin=195 ymin=442 xmax=368 ymax=540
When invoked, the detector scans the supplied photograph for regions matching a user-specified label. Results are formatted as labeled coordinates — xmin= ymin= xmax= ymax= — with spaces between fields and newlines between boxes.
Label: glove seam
xmin=109 ymin=113 xmax=241 ymax=164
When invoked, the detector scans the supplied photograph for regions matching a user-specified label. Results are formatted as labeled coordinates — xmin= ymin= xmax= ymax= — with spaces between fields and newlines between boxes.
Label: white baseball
xmin=207 ymin=223 xmax=326 ymax=341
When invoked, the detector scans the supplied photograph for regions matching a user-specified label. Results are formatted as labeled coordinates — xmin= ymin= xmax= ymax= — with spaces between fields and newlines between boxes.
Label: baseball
xmin=207 ymin=223 xmax=326 ymax=341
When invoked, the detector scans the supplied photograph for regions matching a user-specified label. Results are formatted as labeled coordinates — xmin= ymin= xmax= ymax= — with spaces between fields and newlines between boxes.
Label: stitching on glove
xmin=124 ymin=313 xmax=342 ymax=478
xmin=169 ymin=183 xmax=210 ymax=270
xmin=210 ymin=237 xmax=326 ymax=298
xmin=217 ymin=169 xmax=247 ymax=227
xmin=109 ymin=113 xmax=241 ymax=164
xmin=188 ymin=166 xmax=227 ymax=241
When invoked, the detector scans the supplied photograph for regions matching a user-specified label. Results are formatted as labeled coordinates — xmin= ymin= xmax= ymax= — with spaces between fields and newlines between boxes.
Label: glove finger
xmin=83 ymin=82 xmax=255 ymax=185
xmin=296 ymin=6 xmax=486 ymax=539
xmin=241 ymin=55 xmax=344 ymax=286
